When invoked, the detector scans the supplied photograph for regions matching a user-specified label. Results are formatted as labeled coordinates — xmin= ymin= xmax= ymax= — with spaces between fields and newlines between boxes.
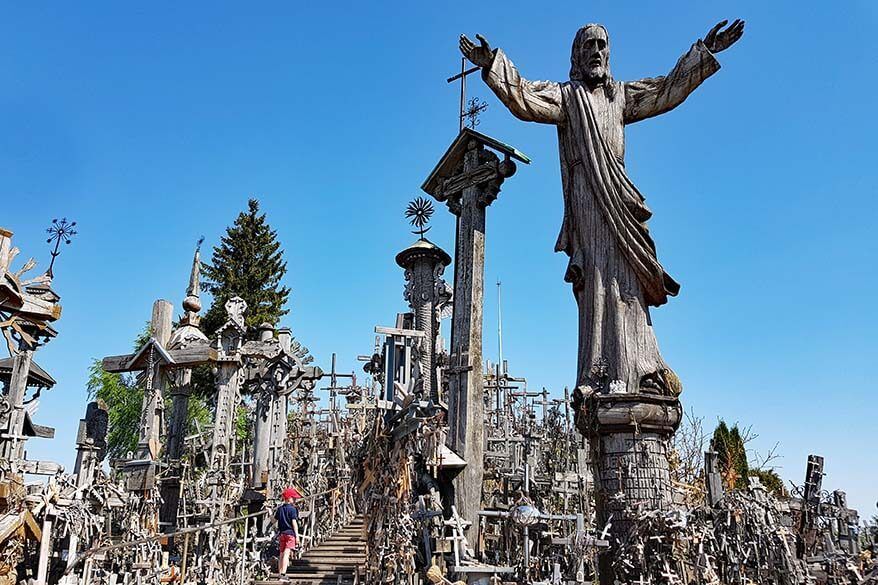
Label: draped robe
xmin=482 ymin=41 xmax=720 ymax=394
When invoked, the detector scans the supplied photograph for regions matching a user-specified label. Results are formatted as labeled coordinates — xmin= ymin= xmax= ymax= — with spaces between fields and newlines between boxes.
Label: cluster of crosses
xmin=0 ymin=224 xmax=377 ymax=585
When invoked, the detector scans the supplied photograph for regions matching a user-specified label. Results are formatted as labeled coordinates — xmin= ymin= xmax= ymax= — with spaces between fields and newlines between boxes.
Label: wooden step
xmin=305 ymin=548 xmax=364 ymax=556
xmin=288 ymin=563 xmax=359 ymax=571
xmin=257 ymin=575 xmax=351 ymax=580
xmin=255 ymin=516 xmax=364 ymax=585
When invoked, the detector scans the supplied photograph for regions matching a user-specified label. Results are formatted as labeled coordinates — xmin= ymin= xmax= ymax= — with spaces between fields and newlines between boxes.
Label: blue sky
xmin=2 ymin=2 xmax=876 ymax=518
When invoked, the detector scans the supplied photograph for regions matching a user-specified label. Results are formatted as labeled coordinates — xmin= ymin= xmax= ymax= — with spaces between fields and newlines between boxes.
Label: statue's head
xmin=570 ymin=24 xmax=613 ymax=90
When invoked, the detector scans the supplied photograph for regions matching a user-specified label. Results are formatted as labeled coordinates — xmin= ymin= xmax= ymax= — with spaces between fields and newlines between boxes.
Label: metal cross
xmin=45 ymin=217 xmax=77 ymax=278
xmin=463 ymin=97 xmax=488 ymax=129
xmin=447 ymin=57 xmax=484 ymax=131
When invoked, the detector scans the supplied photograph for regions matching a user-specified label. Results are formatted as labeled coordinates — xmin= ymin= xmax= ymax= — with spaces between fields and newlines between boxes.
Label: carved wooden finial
xmin=182 ymin=236 xmax=204 ymax=315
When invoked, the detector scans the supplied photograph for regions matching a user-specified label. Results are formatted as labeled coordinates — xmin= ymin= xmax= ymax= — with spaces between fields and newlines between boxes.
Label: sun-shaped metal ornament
xmin=405 ymin=197 xmax=435 ymax=238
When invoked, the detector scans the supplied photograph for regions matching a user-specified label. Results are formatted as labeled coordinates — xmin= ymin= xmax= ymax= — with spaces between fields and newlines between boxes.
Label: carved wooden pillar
xmin=251 ymin=382 xmax=274 ymax=488
xmin=165 ymin=244 xmax=205 ymax=465
xmin=0 ymin=346 xmax=34 ymax=463
xmin=266 ymin=392 xmax=289 ymax=496
xmin=423 ymin=129 xmax=525 ymax=535
xmin=211 ymin=297 xmax=247 ymax=475
xmin=268 ymin=329 xmax=294 ymax=496
xmin=162 ymin=242 xmax=207 ymax=532
xmin=396 ymin=239 xmax=451 ymax=403
xmin=67 ymin=401 xmax=108 ymax=570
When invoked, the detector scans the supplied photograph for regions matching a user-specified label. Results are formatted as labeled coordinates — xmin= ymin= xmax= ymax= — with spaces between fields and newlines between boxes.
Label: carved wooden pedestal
xmin=585 ymin=392 xmax=681 ymax=585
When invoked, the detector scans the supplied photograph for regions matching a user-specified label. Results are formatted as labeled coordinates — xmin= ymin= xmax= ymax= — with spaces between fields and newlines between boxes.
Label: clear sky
xmin=2 ymin=2 xmax=876 ymax=518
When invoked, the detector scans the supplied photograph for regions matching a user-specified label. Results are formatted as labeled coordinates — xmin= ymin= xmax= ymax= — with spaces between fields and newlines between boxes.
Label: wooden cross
xmin=447 ymin=57 xmax=484 ymax=131
xmin=102 ymin=301 xmax=218 ymax=468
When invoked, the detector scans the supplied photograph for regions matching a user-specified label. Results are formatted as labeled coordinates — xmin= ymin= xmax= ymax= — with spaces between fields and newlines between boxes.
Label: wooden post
xmin=0 ymin=347 xmax=34 ymax=464
xmin=36 ymin=504 xmax=56 ymax=585
xmin=137 ymin=300 xmax=173 ymax=459
xmin=251 ymin=326 xmax=275 ymax=488
xmin=704 ymin=450 xmax=724 ymax=507
xmin=162 ymin=243 xmax=207 ymax=532
xmin=422 ymin=129 xmax=525 ymax=536
xmin=67 ymin=402 xmax=107 ymax=572
xmin=211 ymin=362 xmax=240 ymax=473
xmin=165 ymin=372 xmax=191 ymax=464
xmin=252 ymin=387 xmax=273 ymax=488
xmin=444 ymin=140 xmax=491 ymax=533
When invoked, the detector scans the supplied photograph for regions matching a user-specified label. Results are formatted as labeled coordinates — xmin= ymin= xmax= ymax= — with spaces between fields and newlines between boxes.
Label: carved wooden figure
xmin=460 ymin=20 xmax=744 ymax=582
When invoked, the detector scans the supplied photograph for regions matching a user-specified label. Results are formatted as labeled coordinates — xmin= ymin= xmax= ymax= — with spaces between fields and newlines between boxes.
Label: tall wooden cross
xmin=422 ymin=125 xmax=527 ymax=539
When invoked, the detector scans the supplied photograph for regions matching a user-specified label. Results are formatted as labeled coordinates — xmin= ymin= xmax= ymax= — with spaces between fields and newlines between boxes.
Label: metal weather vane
xmin=45 ymin=217 xmax=77 ymax=278
xmin=405 ymin=197 xmax=435 ymax=239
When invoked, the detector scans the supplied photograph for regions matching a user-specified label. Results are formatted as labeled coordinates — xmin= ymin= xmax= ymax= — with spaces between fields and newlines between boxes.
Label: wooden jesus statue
xmin=460 ymin=20 xmax=744 ymax=401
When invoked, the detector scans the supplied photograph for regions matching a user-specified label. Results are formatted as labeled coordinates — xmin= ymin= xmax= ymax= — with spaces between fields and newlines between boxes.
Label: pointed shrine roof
xmin=126 ymin=338 xmax=176 ymax=370
xmin=421 ymin=127 xmax=530 ymax=198
xmin=0 ymin=358 xmax=56 ymax=388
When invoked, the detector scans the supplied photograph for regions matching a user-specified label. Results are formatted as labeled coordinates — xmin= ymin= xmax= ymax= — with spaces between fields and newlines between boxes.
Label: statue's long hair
xmin=570 ymin=23 xmax=616 ymax=100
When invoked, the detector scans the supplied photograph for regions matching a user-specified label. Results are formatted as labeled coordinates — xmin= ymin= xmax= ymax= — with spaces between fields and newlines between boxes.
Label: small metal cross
xmin=447 ymin=57 xmax=486 ymax=132
xmin=463 ymin=97 xmax=488 ymax=129
xmin=45 ymin=217 xmax=77 ymax=278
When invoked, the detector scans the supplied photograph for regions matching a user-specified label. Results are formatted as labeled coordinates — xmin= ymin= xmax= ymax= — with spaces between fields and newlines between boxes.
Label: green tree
xmin=201 ymin=199 xmax=291 ymax=337
xmin=710 ymin=420 xmax=750 ymax=491
xmin=86 ymin=325 xmax=150 ymax=459
xmin=87 ymin=361 xmax=142 ymax=459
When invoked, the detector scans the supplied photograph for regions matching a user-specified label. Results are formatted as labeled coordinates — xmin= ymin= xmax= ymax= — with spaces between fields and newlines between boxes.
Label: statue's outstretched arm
xmin=623 ymin=42 xmax=720 ymax=124
xmin=460 ymin=34 xmax=563 ymax=125
xmin=624 ymin=19 xmax=744 ymax=125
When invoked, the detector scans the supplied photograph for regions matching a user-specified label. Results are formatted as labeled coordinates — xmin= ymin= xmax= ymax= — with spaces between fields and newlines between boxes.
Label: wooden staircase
xmin=257 ymin=515 xmax=365 ymax=585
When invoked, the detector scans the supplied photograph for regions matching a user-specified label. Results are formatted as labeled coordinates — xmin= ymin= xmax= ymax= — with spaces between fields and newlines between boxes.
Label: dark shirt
xmin=275 ymin=503 xmax=299 ymax=535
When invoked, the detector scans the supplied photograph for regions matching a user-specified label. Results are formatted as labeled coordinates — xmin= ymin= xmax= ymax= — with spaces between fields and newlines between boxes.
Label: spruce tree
xmin=201 ymin=199 xmax=291 ymax=337
xmin=710 ymin=419 xmax=750 ymax=490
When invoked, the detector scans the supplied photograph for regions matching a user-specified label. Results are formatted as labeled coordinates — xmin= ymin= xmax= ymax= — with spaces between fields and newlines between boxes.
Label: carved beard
xmin=584 ymin=63 xmax=608 ymax=86
xmin=571 ymin=56 xmax=615 ymax=100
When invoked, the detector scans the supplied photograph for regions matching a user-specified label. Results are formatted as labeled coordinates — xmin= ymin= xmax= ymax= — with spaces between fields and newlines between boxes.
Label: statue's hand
xmin=703 ymin=19 xmax=745 ymax=53
xmin=459 ymin=34 xmax=495 ymax=69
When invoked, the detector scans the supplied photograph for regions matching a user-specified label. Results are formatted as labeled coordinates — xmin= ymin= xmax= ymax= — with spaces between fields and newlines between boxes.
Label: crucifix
xmin=447 ymin=58 xmax=488 ymax=131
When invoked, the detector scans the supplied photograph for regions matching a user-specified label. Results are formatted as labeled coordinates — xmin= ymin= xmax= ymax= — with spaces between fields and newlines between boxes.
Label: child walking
xmin=275 ymin=487 xmax=301 ymax=574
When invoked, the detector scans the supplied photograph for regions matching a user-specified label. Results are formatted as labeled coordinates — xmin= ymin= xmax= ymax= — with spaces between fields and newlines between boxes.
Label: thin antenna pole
xmin=497 ymin=279 xmax=503 ymax=374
